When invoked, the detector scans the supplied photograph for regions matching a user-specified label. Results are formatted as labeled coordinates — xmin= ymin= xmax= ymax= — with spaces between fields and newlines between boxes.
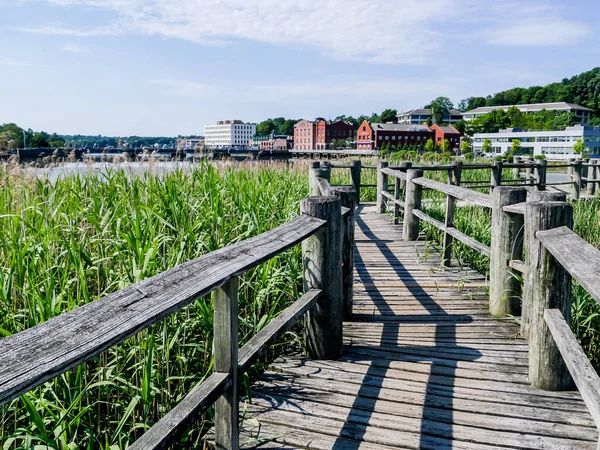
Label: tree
xmin=30 ymin=131 xmax=50 ymax=148
xmin=573 ymin=138 xmax=586 ymax=154
xmin=440 ymin=139 xmax=451 ymax=152
xmin=425 ymin=139 xmax=435 ymax=152
xmin=460 ymin=140 xmax=471 ymax=154
xmin=482 ymin=138 xmax=492 ymax=154
xmin=511 ymin=139 xmax=521 ymax=154
xmin=256 ymin=119 xmax=275 ymax=136
xmin=379 ymin=109 xmax=398 ymax=123
xmin=427 ymin=97 xmax=454 ymax=124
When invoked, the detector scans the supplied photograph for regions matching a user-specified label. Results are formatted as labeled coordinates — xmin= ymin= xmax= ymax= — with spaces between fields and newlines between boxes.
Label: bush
xmin=534 ymin=154 xmax=546 ymax=160
xmin=377 ymin=149 xmax=390 ymax=158
xmin=462 ymin=151 xmax=474 ymax=161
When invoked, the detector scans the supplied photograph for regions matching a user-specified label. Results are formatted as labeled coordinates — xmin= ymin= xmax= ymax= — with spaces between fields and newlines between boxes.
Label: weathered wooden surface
xmin=0 ymin=214 xmax=326 ymax=406
xmin=537 ymin=226 xmax=600 ymax=307
xmin=240 ymin=204 xmax=596 ymax=449
xmin=412 ymin=177 xmax=493 ymax=208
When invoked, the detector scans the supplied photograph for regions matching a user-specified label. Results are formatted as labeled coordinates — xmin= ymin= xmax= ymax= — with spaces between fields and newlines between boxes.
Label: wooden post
xmin=520 ymin=191 xmax=567 ymax=339
xmin=442 ymin=162 xmax=462 ymax=266
xmin=327 ymin=186 xmax=356 ymax=320
xmin=376 ymin=160 xmax=389 ymax=214
xmin=398 ymin=161 xmax=412 ymax=192
xmin=572 ymin=160 xmax=583 ymax=200
xmin=525 ymin=157 xmax=534 ymax=185
xmin=525 ymin=201 xmax=573 ymax=390
xmin=490 ymin=160 xmax=503 ymax=194
xmin=489 ymin=187 xmax=527 ymax=317
xmin=393 ymin=175 xmax=401 ymax=225
xmin=301 ymin=196 xmax=343 ymax=359
xmin=350 ymin=159 xmax=362 ymax=205
xmin=214 ymin=277 xmax=239 ymax=450
xmin=309 ymin=161 xmax=331 ymax=196
xmin=513 ymin=156 xmax=522 ymax=180
xmin=403 ymin=169 xmax=423 ymax=241
xmin=586 ymin=160 xmax=596 ymax=197
xmin=534 ymin=159 xmax=547 ymax=191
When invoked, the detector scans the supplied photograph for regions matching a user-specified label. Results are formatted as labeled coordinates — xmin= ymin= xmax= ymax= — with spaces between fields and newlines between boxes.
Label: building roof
xmin=465 ymin=102 xmax=594 ymax=115
xmin=372 ymin=123 xmax=430 ymax=132
xmin=398 ymin=108 xmax=463 ymax=116
xmin=433 ymin=124 xmax=460 ymax=134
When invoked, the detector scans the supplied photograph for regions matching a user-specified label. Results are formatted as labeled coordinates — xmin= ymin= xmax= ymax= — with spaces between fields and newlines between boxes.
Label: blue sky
xmin=0 ymin=0 xmax=598 ymax=136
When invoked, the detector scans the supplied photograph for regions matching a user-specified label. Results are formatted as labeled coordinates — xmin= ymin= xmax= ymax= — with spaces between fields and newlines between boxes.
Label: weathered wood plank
xmin=412 ymin=177 xmax=492 ymax=208
xmin=545 ymin=309 xmax=600 ymax=429
xmin=0 ymin=214 xmax=325 ymax=406
xmin=537 ymin=226 xmax=600 ymax=307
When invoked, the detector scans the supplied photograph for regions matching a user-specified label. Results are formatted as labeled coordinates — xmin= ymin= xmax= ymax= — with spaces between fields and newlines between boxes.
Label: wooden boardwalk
xmin=239 ymin=204 xmax=598 ymax=449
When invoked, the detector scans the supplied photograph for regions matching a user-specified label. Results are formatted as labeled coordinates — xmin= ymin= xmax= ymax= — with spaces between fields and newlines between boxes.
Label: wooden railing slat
xmin=537 ymin=226 xmax=600 ymax=307
xmin=544 ymin=309 xmax=600 ymax=430
xmin=412 ymin=177 xmax=492 ymax=208
xmin=0 ymin=214 xmax=326 ymax=406
xmin=129 ymin=372 xmax=231 ymax=450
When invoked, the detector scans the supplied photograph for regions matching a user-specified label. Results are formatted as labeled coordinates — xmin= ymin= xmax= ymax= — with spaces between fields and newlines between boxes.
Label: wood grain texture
xmin=0 ymin=213 xmax=325 ymax=406
xmin=537 ymin=226 xmax=600 ymax=308
xmin=412 ymin=177 xmax=493 ymax=208
xmin=237 ymin=204 xmax=596 ymax=449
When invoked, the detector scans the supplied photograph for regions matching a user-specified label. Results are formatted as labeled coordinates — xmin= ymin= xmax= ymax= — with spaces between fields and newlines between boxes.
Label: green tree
xmin=460 ymin=140 xmax=471 ymax=154
xmin=30 ymin=131 xmax=50 ymax=148
xmin=425 ymin=139 xmax=435 ymax=152
xmin=379 ymin=109 xmax=398 ymax=123
xmin=426 ymin=97 xmax=454 ymax=124
xmin=256 ymin=119 xmax=275 ymax=136
xmin=482 ymin=138 xmax=492 ymax=154
xmin=573 ymin=138 xmax=586 ymax=154
xmin=511 ymin=139 xmax=522 ymax=154
xmin=440 ymin=139 xmax=451 ymax=152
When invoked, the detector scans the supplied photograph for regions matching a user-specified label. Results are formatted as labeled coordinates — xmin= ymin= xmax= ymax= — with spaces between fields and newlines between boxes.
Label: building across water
xmin=356 ymin=121 xmax=434 ymax=150
xmin=472 ymin=125 xmax=600 ymax=160
xmin=204 ymin=120 xmax=256 ymax=149
xmin=397 ymin=108 xmax=463 ymax=125
xmin=463 ymin=102 xmax=593 ymax=124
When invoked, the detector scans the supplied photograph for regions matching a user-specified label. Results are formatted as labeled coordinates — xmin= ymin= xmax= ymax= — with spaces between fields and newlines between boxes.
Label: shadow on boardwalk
xmin=332 ymin=206 xmax=481 ymax=448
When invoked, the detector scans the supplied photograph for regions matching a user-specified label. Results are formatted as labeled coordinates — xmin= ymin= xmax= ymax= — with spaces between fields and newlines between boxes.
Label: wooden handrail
xmin=0 ymin=214 xmax=326 ymax=406
xmin=411 ymin=177 xmax=493 ymax=208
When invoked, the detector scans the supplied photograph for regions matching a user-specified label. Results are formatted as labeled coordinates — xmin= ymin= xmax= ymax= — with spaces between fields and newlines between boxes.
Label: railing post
xmin=376 ymin=160 xmax=389 ymax=213
xmin=393 ymin=174 xmax=401 ymax=225
xmin=214 ymin=277 xmax=239 ymax=450
xmin=490 ymin=160 xmax=503 ymax=194
xmin=513 ymin=156 xmax=522 ymax=180
xmin=489 ymin=187 xmax=527 ymax=317
xmin=525 ymin=156 xmax=534 ymax=186
xmin=586 ymin=160 xmax=597 ymax=197
xmin=403 ymin=169 xmax=423 ymax=241
xmin=309 ymin=161 xmax=331 ymax=196
xmin=534 ymin=159 xmax=547 ymax=191
xmin=350 ymin=159 xmax=362 ymax=205
xmin=525 ymin=201 xmax=573 ymax=390
xmin=520 ymin=192 xmax=567 ymax=339
xmin=442 ymin=161 xmax=462 ymax=266
xmin=572 ymin=160 xmax=583 ymax=200
xmin=301 ymin=196 xmax=343 ymax=359
xmin=327 ymin=186 xmax=356 ymax=320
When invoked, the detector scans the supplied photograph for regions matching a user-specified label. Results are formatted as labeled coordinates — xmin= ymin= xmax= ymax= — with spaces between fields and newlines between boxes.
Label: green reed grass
xmin=0 ymin=160 xmax=309 ymax=449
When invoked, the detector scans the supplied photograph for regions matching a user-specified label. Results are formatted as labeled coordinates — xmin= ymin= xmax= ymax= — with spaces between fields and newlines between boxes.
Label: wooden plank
xmin=380 ymin=167 xmax=407 ymax=180
xmin=412 ymin=177 xmax=492 ymax=208
xmin=502 ymin=202 xmax=526 ymax=215
xmin=537 ymin=226 xmax=600 ymax=307
xmin=509 ymin=259 xmax=525 ymax=273
xmin=238 ymin=290 xmax=321 ymax=372
xmin=412 ymin=209 xmax=491 ymax=257
xmin=0 ymin=213 xmax=326 ymax=406
xmin=545 ymin=309 xmax=600 ymax=430
xmin=129 ymin=373 xmax=230 ymax=450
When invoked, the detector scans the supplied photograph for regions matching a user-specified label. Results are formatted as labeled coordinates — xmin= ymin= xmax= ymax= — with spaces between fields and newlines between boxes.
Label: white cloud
xmin=61 ymin=43 xmax=92 ymax=54
xmin=14 ymin=0 xmax=594 ymax=63
xmin=486 ymin=20 xmax=592 ymax=47
xmin=0 ymin=56 xmax=33 ymax=66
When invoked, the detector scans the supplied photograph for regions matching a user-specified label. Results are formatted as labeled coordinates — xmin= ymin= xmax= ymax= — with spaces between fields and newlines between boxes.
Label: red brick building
xmin=294 ymin=120 xmax=316 ymax=150
xmin=315 ymin=119 xmax=354 ymax=150
xmin=428 ymin=124 xmax=461 ymax=150
xmin=356 ymin=120 xmax=434 ymax=150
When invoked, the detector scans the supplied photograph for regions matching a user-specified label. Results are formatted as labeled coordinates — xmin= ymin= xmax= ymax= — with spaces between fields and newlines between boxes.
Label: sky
xmin=0 ymin=0 xmax=599 ymax=136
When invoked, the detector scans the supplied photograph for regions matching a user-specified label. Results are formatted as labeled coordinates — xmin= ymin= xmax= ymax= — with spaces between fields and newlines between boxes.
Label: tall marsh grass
xmin=0 ymin=160 xmax=308 ymax=448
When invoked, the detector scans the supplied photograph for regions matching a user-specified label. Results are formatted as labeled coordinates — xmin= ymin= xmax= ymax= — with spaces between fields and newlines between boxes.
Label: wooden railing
xmin=375 ymin=160 xmax=600 ymax=444
xmin=0 ymin=178 xmax=357 ymax=449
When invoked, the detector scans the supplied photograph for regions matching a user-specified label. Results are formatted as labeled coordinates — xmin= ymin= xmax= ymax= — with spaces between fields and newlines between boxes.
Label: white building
xmin=204 ymin=120 xmax=257 ymax=149
xmin=397 ymin=109 xmax=463 ymax=125
xmin=463 ymin=102 xmax=593 ymax=124
xmin=472 ymin=125 xmax=600 ymax=160
xmin=180 ymin=138 xmax=204 ymax=151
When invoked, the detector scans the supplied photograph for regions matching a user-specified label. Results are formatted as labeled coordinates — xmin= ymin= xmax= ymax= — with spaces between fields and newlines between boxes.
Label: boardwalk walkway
xmin=240 ymin=204 xmax=597 ymax=449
